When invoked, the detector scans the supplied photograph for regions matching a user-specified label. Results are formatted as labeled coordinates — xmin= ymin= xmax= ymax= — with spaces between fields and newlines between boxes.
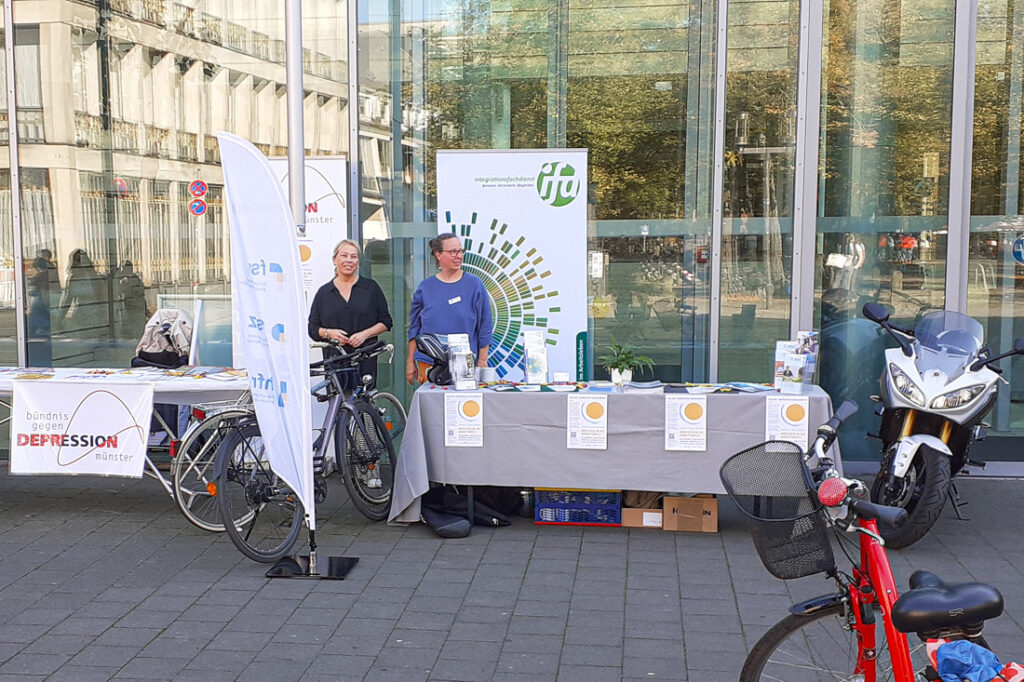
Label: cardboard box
xmin=663 ymin=494 xmax=718 ymax=533
xmin=621 ymin=508 xmax=663 ymax=529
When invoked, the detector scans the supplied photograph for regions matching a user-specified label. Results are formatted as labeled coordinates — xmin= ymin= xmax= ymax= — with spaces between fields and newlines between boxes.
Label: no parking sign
xmin=189 ymin=180 xmax=208 ymax=197
xmin=188 ymin=198 xmax=207 ymax=216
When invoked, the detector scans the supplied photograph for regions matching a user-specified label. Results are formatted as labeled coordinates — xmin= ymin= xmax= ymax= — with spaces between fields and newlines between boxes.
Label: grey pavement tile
xmin=396 ymin=610 xmax=457 ymax=630
xmin=507 ymin=615 xmax=567 ymax=636
xmin=491 ymin=673 xmax=556 ymax=682
xmin=67 ymin=644 xmax=141 ymax=668
xmin=171 ymin=671 xmax=238 ymax=682
xmin=213 ymin=614 xmax=280 ymax=634
xmin=556 ymin=664 xmax=623 ymax=682
xmin=428 ymin=658 xmax=497 ymax=681
xmin=304 ymin=653 xmax=375 ymax=677
xmin=512 ymin=600 xmax=569 ymax=617
xmin=324 ymin=631 xmax=392 ymax=657
xmin=496 ymin=651 xmax=560 ymax=675
xmin=112 ymin=610 xmax=179 ymax=629
xmin=362 ymin=669 xmax=430 ymax=682
xmin=72 ymin=601 xmax=137 ymax=619
xmin=46 ymin=665 xmax=122 ymax=682
xmin=21 ymin=634 xmax=90 ymax=657
xmin=253 ymin=641 xmax=325 ymax=662
xmin=499 ymin=633 xmax=564 ymax=655
xmin=371 ymin=646 xmax=440 ymax=670
xmin=0 ymin=652 xmax=69 ymax=676
xmin=438 ymin=640 xmax=502 ymax=661
xmin=453 ymin=606 xmax=513 ymax=625
xmin=206 ymin=630 xmax=275 ymax=652
xmin=622 ymin=655 xmax=687 ymax=679
xmin=385 ymin=629 xmax=448 ymax=650
xmin=185 ymin=648 xmax=257 ymax=672
xmin=446 ymin=621 xmax=508 ymax=642
xmin=272 ymin=623 xmax=335 ymax=645
xmin=560 ymin=643 xmax=622 ymax=667
xmin=236 ymin=658 xmax=310 ymax=682
xmin=404 ymin=595 xmax=464 ymax=614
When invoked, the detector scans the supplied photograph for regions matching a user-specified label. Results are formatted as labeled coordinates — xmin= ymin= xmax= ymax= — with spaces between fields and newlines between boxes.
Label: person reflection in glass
xmin=59 ymin=248 xmax=108 ymax=336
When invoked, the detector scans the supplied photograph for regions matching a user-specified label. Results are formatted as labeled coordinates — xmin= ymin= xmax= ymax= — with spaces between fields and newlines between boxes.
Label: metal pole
xmin=347 ymin=0 xmax=360 ymax=244
xmin=944 ymin=0 xmax=978 ymax=313
xmin=5 ymin=3 xmax=26 ymax=366
xmin=708 ymin=0 xmax=729 ymax=382
xmin=285 ymin=0 xmax=306 ymax=236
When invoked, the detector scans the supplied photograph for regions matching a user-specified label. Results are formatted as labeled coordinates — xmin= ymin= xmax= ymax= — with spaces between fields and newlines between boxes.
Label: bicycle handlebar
xmin=848 ymin=498 xmax=908 ymax=528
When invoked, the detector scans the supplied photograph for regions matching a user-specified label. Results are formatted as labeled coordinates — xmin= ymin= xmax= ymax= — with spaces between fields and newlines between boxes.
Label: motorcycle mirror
xmin=862 ymin=302 xmax=891 ymax=324
xmin=1015 ymin=338 xmax=1024 ymax=354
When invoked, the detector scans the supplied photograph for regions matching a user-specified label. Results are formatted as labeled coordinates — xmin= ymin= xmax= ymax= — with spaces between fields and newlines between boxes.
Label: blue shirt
xmin=408 ymin=273 xmax=493 ymax=363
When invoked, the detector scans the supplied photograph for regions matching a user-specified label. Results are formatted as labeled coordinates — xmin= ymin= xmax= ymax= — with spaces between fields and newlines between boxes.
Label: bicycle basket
xmin=719 ymin=441 xmax=836 ymax=580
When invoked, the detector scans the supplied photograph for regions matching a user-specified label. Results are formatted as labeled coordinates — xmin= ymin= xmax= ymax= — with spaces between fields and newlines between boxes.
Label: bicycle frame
xmin=845 ymin=516 xmax=915 ymax=681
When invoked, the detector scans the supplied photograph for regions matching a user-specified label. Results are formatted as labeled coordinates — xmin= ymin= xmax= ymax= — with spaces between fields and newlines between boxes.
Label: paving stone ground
xmin=0 ymin=470 xmax=1020 ymax=681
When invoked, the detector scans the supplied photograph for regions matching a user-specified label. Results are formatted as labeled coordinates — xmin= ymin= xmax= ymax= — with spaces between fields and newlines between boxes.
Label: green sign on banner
xmin=576 ymin=331 xmax=589 ymax=381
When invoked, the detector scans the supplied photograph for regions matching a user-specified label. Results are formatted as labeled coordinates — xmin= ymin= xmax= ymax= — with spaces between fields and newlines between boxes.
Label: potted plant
xmin=597 ymin=336 xmax=654 ymax=385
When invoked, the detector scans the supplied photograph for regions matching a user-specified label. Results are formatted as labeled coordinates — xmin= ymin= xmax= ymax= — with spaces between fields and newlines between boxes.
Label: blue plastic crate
xmin=534 ymin=489 xmax=621 ymax=526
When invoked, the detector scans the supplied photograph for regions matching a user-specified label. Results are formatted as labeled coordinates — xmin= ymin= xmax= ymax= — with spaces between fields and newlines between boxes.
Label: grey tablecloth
xmin=389 ymin=384 xmax=839 ymax=523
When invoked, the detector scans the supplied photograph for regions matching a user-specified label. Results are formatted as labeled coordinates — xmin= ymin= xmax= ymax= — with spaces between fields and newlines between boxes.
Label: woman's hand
xmin=324 ymin=328 xmax=349 ymax=344
xmin=406 ymin=361 xmax=417 ymax=385
xmin=347 ymin=330 xmax=370 ymax=348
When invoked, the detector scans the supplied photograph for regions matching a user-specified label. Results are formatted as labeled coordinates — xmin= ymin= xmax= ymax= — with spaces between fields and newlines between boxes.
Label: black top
xmin=307 ymin=276 xmax=394 ymax=345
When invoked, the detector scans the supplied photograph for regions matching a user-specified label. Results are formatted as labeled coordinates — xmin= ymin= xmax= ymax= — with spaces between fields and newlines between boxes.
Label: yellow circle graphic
xmin=585 ymin=402 xmax=604 ymax=420
xmin=683 ymin=402 xmax=704 ymax=421
xmin=784 ymin=403 xmax=806 ymax=424
xmin=298 ymin=244 xmax=312 ymax=262
xmin=461 ymin=400 xmax=480 ymax=419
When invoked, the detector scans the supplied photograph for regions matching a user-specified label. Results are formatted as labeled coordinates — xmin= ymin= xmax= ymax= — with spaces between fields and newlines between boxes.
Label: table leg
xmin=466 ymin=485 xmax=474 ymax=523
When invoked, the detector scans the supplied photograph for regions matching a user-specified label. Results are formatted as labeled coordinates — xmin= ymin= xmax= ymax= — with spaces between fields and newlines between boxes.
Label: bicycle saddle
xmin=891 ymin=570 xmax=1003 ymax=635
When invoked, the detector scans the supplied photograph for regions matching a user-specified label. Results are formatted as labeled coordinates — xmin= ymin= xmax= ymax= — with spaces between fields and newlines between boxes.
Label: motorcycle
xmin=862 ymin=302 xmax=1024 ymax=548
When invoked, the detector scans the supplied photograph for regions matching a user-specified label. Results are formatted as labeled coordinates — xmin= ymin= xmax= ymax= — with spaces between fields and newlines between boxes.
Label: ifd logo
xmin=537 ymin=162 xmax=581 ymax=207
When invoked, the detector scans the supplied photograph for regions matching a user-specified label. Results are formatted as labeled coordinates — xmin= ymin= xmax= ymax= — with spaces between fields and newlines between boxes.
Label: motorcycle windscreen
xmin=913 ymin=311 xmax=984 ymax=378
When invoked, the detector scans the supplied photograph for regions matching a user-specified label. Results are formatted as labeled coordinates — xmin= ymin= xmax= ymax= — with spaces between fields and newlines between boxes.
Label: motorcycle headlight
xmin=888 ymin=363 xmax=924 ymax=406
xmin=930 ymin=384 xmax=987 ymax=410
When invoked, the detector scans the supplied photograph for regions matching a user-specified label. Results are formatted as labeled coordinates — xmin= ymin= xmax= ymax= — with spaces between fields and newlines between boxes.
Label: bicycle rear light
xmin=818 ymin=477 xmax=848 ymax=507
xmin=169 ymin=440 xmax=179 ymax=458
xmin=191 ymin=406 xmax=206 ymax=421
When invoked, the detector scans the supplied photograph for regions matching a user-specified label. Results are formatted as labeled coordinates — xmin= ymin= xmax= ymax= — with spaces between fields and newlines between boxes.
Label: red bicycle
xmin=720 ymin=400 xmax=1006 ymax=681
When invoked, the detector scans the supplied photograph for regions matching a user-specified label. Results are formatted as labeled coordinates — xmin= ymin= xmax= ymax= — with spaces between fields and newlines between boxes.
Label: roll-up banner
xmin=437 ymin=149 xmax=589 ymax=382
xmin=10 ymin=379 xmax=153 ymax=476
xmin=218 ymin=132 xmax=315 ymax=530
xmin=267 ymin=157 xmax=348 ymax=313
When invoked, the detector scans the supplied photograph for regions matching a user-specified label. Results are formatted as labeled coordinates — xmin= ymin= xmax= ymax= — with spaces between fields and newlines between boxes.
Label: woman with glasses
xmin=308 ymin=239 xmax=393 ymax=383
xmin=406 ymin=232 xmax=493 ymax=385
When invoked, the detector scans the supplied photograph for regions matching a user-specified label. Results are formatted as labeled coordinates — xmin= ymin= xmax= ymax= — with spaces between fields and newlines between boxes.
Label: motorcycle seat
xmin=891 ymin=570 xmax=1003 ymax=635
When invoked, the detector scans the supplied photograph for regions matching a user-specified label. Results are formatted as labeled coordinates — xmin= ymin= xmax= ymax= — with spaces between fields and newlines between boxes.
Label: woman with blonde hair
xmin=308 ymin=239 xmax=393 ymax=383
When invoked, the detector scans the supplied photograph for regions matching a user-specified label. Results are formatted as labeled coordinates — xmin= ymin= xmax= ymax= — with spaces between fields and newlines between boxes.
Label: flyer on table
xmin=665 ymin=394 xmax=707 ymax=451
xmin=444 ymin=392 xmax=484 ymax=447
xmin=11 ymin=380 xmax=153 ymax=477
xmin=765 ymin=395 xmax=810 ymax=445
xmin=567 ymin=394 xmax=607 ymax=450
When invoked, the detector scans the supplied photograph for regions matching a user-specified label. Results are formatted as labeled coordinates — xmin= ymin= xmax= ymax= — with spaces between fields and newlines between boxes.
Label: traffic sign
xmin=1013 ymin=236 xmax=1024 ymax=266
xmin=189 ymin=180 xmax=208 ymax=197
xmin=114 ymin=177 xmax=129 ymax=196
xmin=188 ymin=199 xmax=208 ymax=216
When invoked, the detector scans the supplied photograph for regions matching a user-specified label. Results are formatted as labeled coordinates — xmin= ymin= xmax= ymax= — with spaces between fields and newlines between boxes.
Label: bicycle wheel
xmin=370 ymin=391 xmax=406 ymax=451
xmin=216 ymin=421 xmax=304 ymax=562
xmin=172 ymin=409 xmax=252 ymax=532
xmin=334 ymin=400 xmax=396 ymax=521
xmin=741 ymin=607 xmax=931 ymax=681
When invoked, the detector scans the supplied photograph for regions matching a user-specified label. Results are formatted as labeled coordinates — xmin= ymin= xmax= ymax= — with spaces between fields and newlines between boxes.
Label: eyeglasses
xmin=441 ymin=249 xmax=465 ymax=256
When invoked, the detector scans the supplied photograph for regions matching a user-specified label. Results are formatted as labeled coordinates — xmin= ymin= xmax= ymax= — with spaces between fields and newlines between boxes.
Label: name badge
xmin=448 ymin=296 xmax=462 ymax=305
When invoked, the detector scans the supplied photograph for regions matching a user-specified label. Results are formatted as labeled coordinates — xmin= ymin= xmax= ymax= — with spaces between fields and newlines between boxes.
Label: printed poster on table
xmin=665 ymin=394 xmax=707 ymax=451
xmin=567 ymin=394 xmax=607 ymax=450
xmin=10 ymin=380 xmax=153 ymax=477
xmin=444 ymin=392 xmax=484 ymax=447
xmin=765 ymin=395 xmax=810 ymax=446
xmin=437 ymin=149 xmax=588 ymax=382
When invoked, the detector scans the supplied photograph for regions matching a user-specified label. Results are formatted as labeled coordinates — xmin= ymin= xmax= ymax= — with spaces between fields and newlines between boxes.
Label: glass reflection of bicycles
xmin=173 ymin=341 xmax=405 ymax=562
xmin=720 ymin=401 xmax=1009 ymax=681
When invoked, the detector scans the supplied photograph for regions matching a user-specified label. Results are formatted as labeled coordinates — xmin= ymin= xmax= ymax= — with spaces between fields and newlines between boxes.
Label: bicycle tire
xmin=334 ymin=400 xmax=396 ymax=521
xmin=740 ymin=606 xmax=931 ymax=681
xmin=216 ymin=421 xmax=304 ymax=562
xmin=171 ymin=409 xmax=254 ymax=533
xmin=370 ymin=391 xmax=407 ymax=452
xmin=871 ymin=445 xmax=951 ymax=549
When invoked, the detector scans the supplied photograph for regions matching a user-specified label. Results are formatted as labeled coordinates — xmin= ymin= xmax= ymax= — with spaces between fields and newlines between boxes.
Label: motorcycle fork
xmin=894 ymin=411 xmax=970 ymax=521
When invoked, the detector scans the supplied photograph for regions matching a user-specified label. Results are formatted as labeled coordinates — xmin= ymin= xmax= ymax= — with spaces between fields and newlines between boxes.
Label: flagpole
xmin=285 ymin=0 xmax=307 ymax=237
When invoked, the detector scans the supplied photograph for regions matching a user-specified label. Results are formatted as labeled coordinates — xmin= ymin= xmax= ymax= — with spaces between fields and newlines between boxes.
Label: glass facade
xmin=1 ymin=0 xmax=1022 ymax=462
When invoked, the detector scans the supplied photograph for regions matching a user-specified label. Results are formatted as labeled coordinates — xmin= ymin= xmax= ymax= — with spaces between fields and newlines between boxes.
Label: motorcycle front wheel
xmin=870 ymin=444 xmax=951 ymax=549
